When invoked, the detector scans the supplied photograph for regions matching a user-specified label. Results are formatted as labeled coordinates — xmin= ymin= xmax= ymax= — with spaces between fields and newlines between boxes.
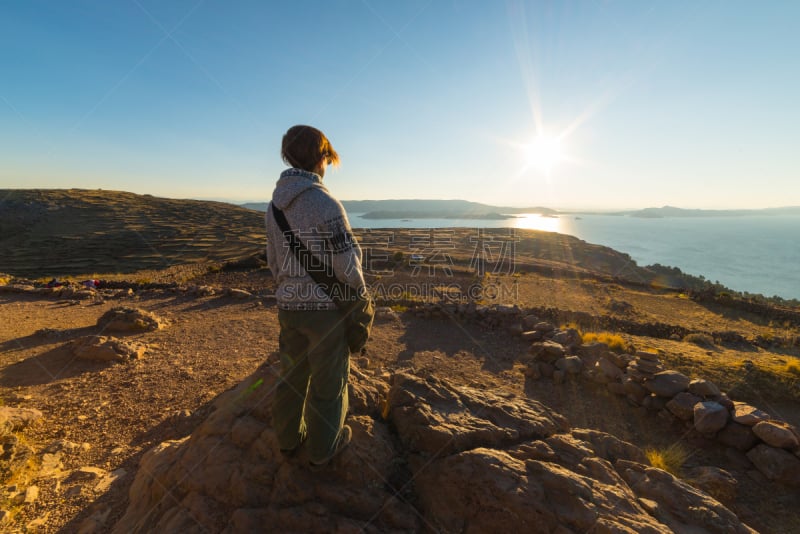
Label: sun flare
xmin=524 ymin=135 xmax=564 ymax=173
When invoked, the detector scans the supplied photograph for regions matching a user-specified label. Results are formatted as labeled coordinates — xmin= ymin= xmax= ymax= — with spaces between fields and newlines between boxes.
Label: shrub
xmin=645 ymin=443 xmax=690 ymax=476
xmin=582 ymin=331 xmax=629 ymax=352
xmin=683 ymin=333 xmax=715 ymax=349
xmin=392 ymin=251 xmax=404 ymax=262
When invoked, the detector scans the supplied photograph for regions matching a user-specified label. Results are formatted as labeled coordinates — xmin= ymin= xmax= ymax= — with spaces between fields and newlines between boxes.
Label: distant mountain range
xmin=241 ymin=199 xmax=557 ymax=219
xmin=242 ymin=199 xmax=800 ymax=219
xmin=618 ymin=206 xmax=800 ymax=218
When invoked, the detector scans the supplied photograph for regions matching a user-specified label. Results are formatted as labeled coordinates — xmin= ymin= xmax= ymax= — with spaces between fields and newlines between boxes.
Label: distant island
xmin=359 ymin=210 xmax=513 ymax=220
xmin=242 ymin=199 xmax=558 ymax=219
xmin=619 ymin=206 xmax=800 ymax=218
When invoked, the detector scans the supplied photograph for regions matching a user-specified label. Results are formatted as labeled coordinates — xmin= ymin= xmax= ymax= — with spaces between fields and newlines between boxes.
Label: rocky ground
xmin=1 ymin=265 xmax=799 ymax=533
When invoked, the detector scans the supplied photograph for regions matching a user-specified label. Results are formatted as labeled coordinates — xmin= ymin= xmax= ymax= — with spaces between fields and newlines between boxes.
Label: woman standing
xmin=266 ymin=125 xmax=368 ymax=468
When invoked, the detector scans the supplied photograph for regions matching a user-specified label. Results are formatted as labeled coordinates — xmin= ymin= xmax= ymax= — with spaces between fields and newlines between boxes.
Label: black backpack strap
xmin=270 ymin=204 xmax=356 ymax=302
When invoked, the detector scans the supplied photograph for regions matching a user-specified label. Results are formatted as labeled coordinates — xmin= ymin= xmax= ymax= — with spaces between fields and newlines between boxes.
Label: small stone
xmin=688 ymin=378 xmax=721 ymax=397
xmin=577 ymin=342 xmax=606 ymax=358
xmin=521 ymin=330 xmax=543 ymax=342
xmin=26 ymin=515 xmax=49 ymax=530
xmin=555 ymin=356 xmax=583 ymax=374
xmin=630 ymin=360 xmax=662 ymax=374
xmin=635 ymin=350 xmax=660 ymax=362
xmin=595 ymin=357 xmax=623 ymax=380
xmin=69 ymin=466 xmax=109 ymax=482
xmin=552 ymin=329 xmax=581 ymax=347
xmin=605 ymin=351 xmax=630 ymax=369
xmin=528 ymin=341 xmax=566 ymax=362
xmin=533 ymin=321 xmax=555 ymax=333
xmin=521 ymin=314 xmax=539 ymax=329
xmin=666 ymin=392 xmax=701 ymax=421
xmin=732 ymin=402 xmax=772 ymax=426
xmin=24 ymin=486 xmax=39 ymax=504
xmin=623 ymin=378 xmax=649 ymax=403
xmin=39 ymin=452 xmax=65 ymax=478
xmin=644 ymin=370 xmax=690 ymax=397
xmin=523 ymin=363 xmax=541 ymax=379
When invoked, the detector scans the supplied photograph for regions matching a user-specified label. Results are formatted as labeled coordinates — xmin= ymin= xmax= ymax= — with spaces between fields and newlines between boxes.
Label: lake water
xmin=350 ymin=213 xmax=800 ymax=301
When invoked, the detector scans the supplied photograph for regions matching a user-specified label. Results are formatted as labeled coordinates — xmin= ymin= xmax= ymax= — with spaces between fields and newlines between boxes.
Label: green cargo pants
xmin=272 ymin=308 xmax=350 ymax=463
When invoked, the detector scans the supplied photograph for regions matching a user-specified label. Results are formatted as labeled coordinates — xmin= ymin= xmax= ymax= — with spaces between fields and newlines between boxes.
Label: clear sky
xmin=1 ymin=1 xmax=798 ymax=209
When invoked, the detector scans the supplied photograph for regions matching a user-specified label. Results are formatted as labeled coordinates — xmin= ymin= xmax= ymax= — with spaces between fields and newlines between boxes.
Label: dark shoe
xmin=280 ymin=433 xmax=307 ymax=458
xmin=309 ymin=425 xmax=352 ymax=471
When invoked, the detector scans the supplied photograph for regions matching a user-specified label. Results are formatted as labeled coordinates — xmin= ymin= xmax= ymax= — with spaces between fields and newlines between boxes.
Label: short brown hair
xmin=281 ymin=125 xmax=340 ymax=172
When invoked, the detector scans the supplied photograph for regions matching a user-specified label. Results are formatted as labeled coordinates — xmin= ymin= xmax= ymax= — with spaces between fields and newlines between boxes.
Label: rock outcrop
xmin=70 ymin=335 xmax=147 ymax=362
xmin=113 ymin=363 xmax=756 ymax=533
xmin=518 ymin=318 xmax=800 ymax=490
xmin=97 ymin=307 xmax=168 ymax=332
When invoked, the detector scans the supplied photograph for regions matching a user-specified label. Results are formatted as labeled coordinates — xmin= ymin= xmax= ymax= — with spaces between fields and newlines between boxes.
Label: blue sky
xmin=1 ymin=0 xmax=798 ymax=209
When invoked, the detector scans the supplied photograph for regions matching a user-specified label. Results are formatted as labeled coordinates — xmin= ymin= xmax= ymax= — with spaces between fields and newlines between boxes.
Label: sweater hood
xmin=271 ymin=168 xmax=330 ymax=210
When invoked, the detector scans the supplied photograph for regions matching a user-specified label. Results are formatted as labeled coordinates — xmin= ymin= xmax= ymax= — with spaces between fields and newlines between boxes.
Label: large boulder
xmin=717 ymin=422 xmax=759 ymax=452
xmin=694 ymin=401 xmax=729 ymax=434
xmin=688 ymin=378 xmax=721 ymax=398
xmin=387 ymin=373 xmax=569 ymax=456
xmin=752 ymin=421 xmax=799 ymax=449
xmin=746 ymin=444 xmax=800 ymax=486
xmin=113 ymin=365 xmax=757 ymax=533
xmin=594 ymin=356 xmax=624 ymax=382
xmin=551 ymin=328 xmax=582 ymax=348
xmin=665 ymin=392 xmax=701 ymax=421
xmin=732 ymin=402 xmax=771 ymax=426
xmin=528 ymin=341 xmax=566 ymax=363
xmin=644 ymin=371 xmax=690 ymax=398
xmin=685 ymin=466 xmax=738 ymax=507
xmin=113 ymin=363 xmax=414 ymax=533
xmin=617 ymin=460 xmax=756 ymax=533
xmin=554 ymin=356 xmax=583 ymax=375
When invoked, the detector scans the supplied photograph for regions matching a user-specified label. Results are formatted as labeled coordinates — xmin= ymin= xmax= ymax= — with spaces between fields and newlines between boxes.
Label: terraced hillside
xmin=1 ymin=189 xmax=699 ymax=292
xmin=0 ymin=189 xmax=266 ymax=277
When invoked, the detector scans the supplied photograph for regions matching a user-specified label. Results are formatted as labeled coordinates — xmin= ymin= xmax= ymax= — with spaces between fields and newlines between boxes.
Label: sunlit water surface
xmin=349 ymin=213 xmax=800 ymax=300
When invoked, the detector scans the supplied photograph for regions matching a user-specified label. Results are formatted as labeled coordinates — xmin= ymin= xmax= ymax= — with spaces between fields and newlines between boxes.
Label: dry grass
xmin=581 ymin=331 xmax=631 ymax=352
xmin=645 ymin=443 xmax=690 ymax=476
xmin=683 ymin=332 xmax=716 ymax=349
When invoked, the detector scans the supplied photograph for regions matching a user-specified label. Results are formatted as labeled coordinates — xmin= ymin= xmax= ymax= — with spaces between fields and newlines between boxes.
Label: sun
xmin=524 ymin=135 xmax=564 ymax=173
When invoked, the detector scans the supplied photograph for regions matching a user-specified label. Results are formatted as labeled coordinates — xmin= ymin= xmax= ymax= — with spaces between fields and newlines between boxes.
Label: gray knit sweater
xmin=266 ymin=168 xmax=365 ymax=310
